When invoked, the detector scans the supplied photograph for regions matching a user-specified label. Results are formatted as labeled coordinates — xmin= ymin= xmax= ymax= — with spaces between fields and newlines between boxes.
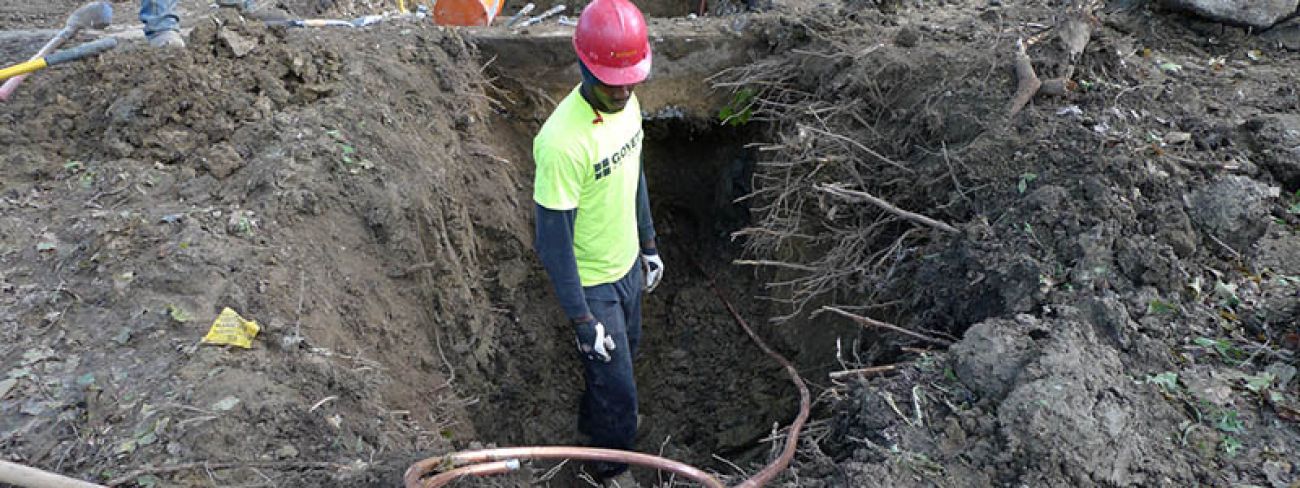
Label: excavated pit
xmin=452 ymin=111 xmax=813 ymax=485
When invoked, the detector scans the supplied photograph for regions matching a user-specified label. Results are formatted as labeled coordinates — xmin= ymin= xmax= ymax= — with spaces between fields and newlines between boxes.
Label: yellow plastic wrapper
xmin=202 ymin=307 xmax=261 ymax=348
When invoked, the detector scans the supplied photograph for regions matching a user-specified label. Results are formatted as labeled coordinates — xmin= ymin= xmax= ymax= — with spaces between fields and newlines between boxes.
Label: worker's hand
xmin=574 ymin=319 xmax=616 ymax=363
xmin=642 ymin=250 xmax=663 ymax=293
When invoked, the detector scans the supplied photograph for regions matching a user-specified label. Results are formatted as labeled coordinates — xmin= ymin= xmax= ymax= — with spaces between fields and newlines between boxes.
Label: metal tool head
xmin=66 ymin=1 xmax=113 ymax=30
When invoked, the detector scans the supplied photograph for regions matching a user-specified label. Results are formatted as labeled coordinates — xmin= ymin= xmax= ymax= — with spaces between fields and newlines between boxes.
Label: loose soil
xmin=1 ymin=0 xmax=1298 ymax=487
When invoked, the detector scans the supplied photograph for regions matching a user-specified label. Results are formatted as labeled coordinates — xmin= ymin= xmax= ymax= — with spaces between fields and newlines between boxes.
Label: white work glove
xmin=575 ymin=319 xmax=616 ymax=363
xmin=642 ymin=251 xmax=664 ymax=293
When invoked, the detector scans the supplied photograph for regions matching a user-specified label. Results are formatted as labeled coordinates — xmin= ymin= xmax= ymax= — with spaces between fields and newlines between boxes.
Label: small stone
xmin=219 ymin=29 xmax=258 ymax=57
xmin=895 ymin=26 xmax=921 ymax=47
xmin=1165 ymin=131 xmax=1192 ymax=144
xmin=1262 ymin=460 xmax=1292 ymax=488
xmin=197 ymin=143 xmax=245 ymax=179
xmin=275 ymin=444 xmax=300 ymax=459
xmin=211 ymin=396 xmax=241 ymax=412
xmin=1267 ymin=362 xmax=1297 ymax=389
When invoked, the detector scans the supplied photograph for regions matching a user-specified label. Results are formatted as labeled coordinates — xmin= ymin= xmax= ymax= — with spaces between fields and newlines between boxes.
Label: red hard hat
xmin=573 ymin=0 xmax=652 ymax=86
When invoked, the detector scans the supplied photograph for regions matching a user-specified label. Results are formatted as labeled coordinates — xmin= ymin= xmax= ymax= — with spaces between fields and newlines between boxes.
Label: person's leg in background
xmin=139 ymin=0 xmax=184 ymax=48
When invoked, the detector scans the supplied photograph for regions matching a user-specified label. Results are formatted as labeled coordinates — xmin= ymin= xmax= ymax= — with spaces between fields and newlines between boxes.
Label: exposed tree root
xmin=1007 ymin=2 xmax=1097 ymax=118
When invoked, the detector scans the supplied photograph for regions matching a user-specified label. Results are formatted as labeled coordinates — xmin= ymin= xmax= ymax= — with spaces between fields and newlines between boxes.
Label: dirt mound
xmin=1 ymin=12 xmax=508 ymax=486
xmin=717 ymin=1 xmax=1300 ymax=486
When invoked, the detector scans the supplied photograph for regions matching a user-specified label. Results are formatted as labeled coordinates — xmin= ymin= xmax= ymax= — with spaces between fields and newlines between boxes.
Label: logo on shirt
xmin=593 ymin=129 xmax=643 ymax=181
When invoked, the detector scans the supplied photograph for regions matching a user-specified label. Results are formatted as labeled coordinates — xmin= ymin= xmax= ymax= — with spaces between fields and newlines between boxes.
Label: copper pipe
xmin=689 ymin=256 xmax=811 ymax=488
xmin=420 ymin=460 xmax=519 ymax=487
xmin=406 ymin=256 xmax=811 ymax=488
xmin=405 ymin=447 xmax=725 ymax=488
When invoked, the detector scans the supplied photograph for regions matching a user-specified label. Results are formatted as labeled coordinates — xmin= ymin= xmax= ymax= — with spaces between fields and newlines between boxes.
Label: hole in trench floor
xmin=460 ymin=117 xmax=798 ymax=485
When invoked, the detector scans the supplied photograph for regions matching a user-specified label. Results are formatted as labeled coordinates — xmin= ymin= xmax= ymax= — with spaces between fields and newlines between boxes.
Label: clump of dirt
xmin=718 ymin=1 xmax=1300 ymax=486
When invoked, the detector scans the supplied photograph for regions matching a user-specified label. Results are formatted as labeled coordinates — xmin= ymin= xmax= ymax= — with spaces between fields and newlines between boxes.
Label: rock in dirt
xmin=1255 ymin=231 xmax=1300 ymax=275
xmin=1162 ymin=0 xmax=1300 ymax=29
xmin=198 ymin=142 xmax=246 ymax=179
xmin=895 ymin=26 xmax=921 ymax=47
xmin=219 ymin=29 xmax=258 ymax=58
xmin=951 ymin=317 xmax=1039 ymax=402
xmin=1243 ymin=114 xmax=1300 ymax=188
xmin=1186 ymin=176 xmax=1276 ymax=254
xmin=996 ymin=318 xmax=1191 ymax=485
xmin=1076 ymin=293 xmax=1132 ymax=349
xmin=1262 ymin=19 xmax=1300 ymax=50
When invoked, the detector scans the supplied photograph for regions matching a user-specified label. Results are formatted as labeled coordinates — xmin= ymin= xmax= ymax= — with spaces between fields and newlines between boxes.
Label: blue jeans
xmin=139 ymin=0 xmax=179 ymax=38
xmin=576 ymin=261 xmax=643 ymax=478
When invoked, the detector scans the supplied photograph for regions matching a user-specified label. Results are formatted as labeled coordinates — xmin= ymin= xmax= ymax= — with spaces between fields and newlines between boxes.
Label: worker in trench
xmin=531 ymin=0 xmax=662 ymax=484
xmin=139 ymin=0 xmax=286 ymax=48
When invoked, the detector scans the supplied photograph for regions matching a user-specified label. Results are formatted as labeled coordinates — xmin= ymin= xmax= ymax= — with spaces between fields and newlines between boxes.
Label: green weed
xmin=1017 ymin=172 xmax=1038 ymax=194
xmin=1193 ymin=337 xmax=1246 ymax=364
xmin=718 ymin=88 xmax=756 ymax=127
xmin=1146 ymin=372 xmax=1179 ymax=392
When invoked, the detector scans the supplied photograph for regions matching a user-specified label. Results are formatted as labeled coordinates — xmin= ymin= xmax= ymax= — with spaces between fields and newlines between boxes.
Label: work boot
xmin=149 ymin=30 xmax=186 ymax=49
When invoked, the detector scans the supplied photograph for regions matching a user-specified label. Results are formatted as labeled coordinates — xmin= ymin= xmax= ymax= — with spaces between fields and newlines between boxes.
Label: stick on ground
xmin=820 ymin=306 xmax=954 ymax=346
xmin=817 ymin=184 xmax=959 ymax=234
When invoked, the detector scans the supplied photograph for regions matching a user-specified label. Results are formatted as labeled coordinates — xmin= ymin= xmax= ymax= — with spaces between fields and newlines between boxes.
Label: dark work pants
xmin=576 ymin=261 xmax=643 ymax=478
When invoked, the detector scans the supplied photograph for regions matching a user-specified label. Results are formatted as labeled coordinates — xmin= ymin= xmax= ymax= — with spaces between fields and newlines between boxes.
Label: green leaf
xmin=718 ymin=88 xmax=756 ymax=126
xmin=63 ymin=161 xmax=83 ymax=171
xmin=1244 ymin=372 xmax=1275 ymax=393
xmin=1192 ymin=337 xmax=1246 ymax=363
xmin=167 ymin=305 xmax=191 ymax=324
xmin=1146 ymin=372 xmax=1179 ymax=391
xmin=1158 ymin=61 xmax=1183 ymax=73
xmin=341 ymin=144 xmax=356 ymax=155
xmin=1215 ymin=410 xmax=1243 ymax=433
xmin=1220 ymin=435 xmax=1242 ymax=457
xmin=1148 ymin=300 xmax=1176 ymax=315
xmin=1017 ymin=173 xmax=1038 ymax=194
xmin=136 ymin=475 xmax=161 ymax=488
xmin=76 ymin=373 xmax=96 ymax=387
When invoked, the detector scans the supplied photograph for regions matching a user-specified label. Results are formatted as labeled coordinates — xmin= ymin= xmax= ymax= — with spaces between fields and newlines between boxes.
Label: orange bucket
xmin=434 ymin=0 xmax=503 ymax=26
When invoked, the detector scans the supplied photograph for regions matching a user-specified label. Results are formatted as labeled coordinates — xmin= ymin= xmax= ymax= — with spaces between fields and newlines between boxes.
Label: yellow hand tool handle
xmin=0 ymin=59 xmax=48 ymax=82
xmin=0 ymin=37 xmax=117 ymax=82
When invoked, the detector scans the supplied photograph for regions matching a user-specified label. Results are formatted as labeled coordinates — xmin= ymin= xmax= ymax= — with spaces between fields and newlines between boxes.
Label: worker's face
xmin=591 ymin=81 xmax=637 ymax=113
